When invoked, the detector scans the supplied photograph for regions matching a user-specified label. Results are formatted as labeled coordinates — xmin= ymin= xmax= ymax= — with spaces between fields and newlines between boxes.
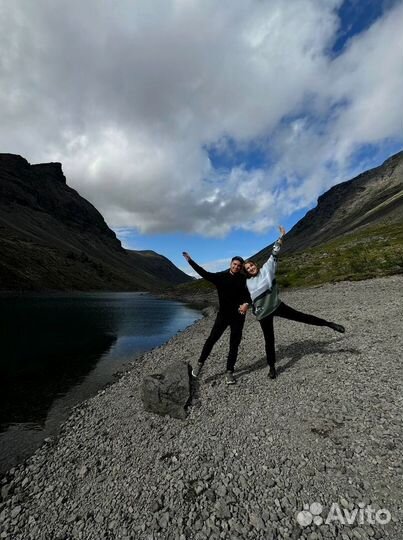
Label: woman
xmin=243 ymin=226 xmax=345 ymax=379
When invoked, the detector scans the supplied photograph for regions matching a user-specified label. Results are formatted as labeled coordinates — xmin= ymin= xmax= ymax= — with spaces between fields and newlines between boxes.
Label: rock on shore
xmin=1 ymin=276 xmax=402 ymax=539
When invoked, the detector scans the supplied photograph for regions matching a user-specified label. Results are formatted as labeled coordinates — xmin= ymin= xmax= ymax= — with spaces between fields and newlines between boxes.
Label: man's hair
xmin=231 ymin=256 xmax=244 ymax=264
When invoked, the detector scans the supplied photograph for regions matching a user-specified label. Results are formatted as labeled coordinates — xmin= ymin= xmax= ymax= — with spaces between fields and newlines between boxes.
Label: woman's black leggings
xmin=259 ymin=301 xmax=331 ymax=367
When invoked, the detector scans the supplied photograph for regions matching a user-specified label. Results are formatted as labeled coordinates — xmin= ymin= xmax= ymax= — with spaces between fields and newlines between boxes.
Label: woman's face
xmin=244 ymin=261 xmax=258 ymax=276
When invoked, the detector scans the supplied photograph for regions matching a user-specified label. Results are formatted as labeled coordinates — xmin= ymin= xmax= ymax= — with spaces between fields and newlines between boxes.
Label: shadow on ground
xmin=202 ymin=339 xmax=361 ymax=384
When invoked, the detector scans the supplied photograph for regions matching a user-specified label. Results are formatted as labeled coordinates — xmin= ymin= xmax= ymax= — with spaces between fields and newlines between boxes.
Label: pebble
xmin=11 ymin=506 xmax=21 ymax=519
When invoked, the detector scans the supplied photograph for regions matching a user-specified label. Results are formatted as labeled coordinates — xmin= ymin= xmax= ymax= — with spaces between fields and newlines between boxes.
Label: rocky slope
xmin=0 ymin=154 xmax=192 ymax=291
xmin=253 ymin=150 xmax=403 ymax=261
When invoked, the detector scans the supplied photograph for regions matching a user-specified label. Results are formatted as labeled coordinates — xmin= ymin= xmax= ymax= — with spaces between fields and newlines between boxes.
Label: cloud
xmin=0 ymin=0 xmax=402 ymax=236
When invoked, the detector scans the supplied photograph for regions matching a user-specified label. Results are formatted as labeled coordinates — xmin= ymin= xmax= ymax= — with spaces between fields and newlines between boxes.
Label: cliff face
xmin=252 ymin=150 xmax=403 ymax=261
xmin=0 ymin=154 xmax=192 ymax=291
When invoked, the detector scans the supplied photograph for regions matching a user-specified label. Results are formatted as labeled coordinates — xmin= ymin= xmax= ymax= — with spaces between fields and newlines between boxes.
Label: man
xmin=182 ymin=252 xmax=251 ymax=384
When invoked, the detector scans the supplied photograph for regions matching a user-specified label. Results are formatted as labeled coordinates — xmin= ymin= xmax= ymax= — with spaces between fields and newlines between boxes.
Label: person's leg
xmin=259 ymin=314 xmax=276 ymax=368
xmin=198 ymin=312 xmax=229 ymax=365
xmin=226 ymin=315 xmax=246 ymax=373
xmin=274 ymin=302 xmax=345 ymax=332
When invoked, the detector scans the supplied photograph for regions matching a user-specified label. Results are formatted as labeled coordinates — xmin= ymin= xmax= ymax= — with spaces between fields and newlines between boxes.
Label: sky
xmin=1 ymin=0 xmax=402 ymax=277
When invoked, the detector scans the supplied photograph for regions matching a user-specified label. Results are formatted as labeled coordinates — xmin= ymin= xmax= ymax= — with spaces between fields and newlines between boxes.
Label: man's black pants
xmin=259 ymin=301 xmax=331 ymax=367
xmin=198 ymin=311 xmax=245 ymax=372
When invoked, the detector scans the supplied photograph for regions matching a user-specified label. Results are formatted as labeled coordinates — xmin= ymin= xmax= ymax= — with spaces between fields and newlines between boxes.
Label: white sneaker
xmin=192 ymin=362 xmax=203 ymax=378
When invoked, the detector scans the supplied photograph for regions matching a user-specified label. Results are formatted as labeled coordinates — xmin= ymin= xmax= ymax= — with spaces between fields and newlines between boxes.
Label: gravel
xmin=1 ymin=275 xmax=402 ymax=539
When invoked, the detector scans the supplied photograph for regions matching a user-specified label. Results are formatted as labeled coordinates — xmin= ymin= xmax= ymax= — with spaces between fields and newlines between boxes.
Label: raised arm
xmin=182 ymin=251 xmax=218 ymax=284
xmin=260 ymin=226 xmax=286 ymax=282
xmin=262 ymin=225 xmax=285 ymax=260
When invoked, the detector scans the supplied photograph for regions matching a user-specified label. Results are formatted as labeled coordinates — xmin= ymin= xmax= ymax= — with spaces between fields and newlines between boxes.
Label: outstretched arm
xmin=182 ymin=251 xmax=218 ymax=284
xmin=272 ymin=225 xmax=286 ymax=255
xmin=261 ymin=225 xmax=286 ymax=281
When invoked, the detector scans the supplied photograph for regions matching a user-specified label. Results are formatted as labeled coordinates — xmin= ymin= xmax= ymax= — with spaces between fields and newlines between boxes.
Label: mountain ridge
xmin=252 ymin=150 xmax=403 ymax=262
xmin=0 ymin=154 xmax=192 ymax=292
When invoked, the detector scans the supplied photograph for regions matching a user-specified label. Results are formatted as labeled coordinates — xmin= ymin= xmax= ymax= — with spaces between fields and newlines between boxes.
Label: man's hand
xmin=182 ymin=251 xmax=191 ymax=262
xmin=238 ymin=303 xmax=249 ymax=315
xmin=279 ymin=225 xmax=286 ymax=238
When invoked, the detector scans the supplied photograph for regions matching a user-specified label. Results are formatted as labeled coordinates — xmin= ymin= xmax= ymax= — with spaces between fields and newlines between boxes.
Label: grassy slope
xmin=276 ymin=221 xmax=403 ymax=288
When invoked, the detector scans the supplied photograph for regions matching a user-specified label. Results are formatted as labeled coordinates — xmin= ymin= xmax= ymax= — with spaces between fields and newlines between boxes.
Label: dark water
xmin=0 ymin=292 xmax=201 ymax=474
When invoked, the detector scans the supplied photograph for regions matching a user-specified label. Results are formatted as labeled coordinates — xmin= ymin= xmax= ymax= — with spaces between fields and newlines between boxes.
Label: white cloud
xmin=0 ymin=0 xmax=402 ymax=236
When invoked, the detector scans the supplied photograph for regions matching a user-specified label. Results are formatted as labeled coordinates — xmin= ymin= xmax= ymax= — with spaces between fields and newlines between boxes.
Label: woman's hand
xmin=238 ymin=303 xmax=249 ymax=315
xmin=279 ymin=225 xmax=286 ymax=238
xmin=182 ymin=251 xmax=191 ymax=262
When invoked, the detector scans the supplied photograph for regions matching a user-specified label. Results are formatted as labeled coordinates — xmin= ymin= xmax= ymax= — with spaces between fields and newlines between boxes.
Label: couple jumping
xmin=183 ymin=226 xmax=345 ymax=385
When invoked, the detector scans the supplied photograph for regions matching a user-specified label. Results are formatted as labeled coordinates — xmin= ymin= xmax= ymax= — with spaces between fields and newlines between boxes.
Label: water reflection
xmin=0 ymin=292 xmax=201 ymax=473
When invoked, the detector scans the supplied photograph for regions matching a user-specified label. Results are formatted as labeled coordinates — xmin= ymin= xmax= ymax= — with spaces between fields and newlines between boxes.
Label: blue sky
xmin=331 ymin=0 xmax=400 ymax=55
xmin=1 ymin=0 xmax=402 ymax=276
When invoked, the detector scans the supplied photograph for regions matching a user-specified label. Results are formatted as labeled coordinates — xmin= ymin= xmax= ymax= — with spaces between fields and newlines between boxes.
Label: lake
xmin=0 ymin=292 xmax=202 ymax=474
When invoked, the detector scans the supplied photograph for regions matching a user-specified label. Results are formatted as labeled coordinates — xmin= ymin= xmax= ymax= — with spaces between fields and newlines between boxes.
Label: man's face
xmin=230 ymin=259 xmax=242 ymax=274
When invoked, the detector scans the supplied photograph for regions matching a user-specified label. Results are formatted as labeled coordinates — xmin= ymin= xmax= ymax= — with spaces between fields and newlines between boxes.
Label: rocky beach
xmin=1 ymin=275 xmax=402 ymax=540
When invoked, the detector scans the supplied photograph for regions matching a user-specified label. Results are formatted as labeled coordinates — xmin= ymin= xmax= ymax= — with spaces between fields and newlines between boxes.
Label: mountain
xmin=172 ymin=150 xmax=403 ymax=297
xmin=252 ymin=150 xmax=403 ymax=261
xmin=0 ymin=154 xmax=192 ymax=291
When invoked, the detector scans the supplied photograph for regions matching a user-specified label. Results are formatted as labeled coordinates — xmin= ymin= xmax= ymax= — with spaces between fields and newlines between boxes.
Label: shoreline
xmin=1 ymin=275 xmax=402 ymax=539
xmin=0 ymin=293 xmax=203 ymax=476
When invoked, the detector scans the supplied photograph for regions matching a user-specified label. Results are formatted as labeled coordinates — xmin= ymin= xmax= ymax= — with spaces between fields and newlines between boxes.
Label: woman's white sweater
xmin=246 ymin=239 xmax=282 ymax=302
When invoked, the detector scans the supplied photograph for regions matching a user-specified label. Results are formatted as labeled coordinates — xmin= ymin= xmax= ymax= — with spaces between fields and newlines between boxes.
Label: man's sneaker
xmin=268 ymin=365 xmax=277 ymax=379
xmin=192 ymin=362 xmax=203 ymax=378
xmin=225 ymin=371 xmax=236 ymax=385
xmin=328 ymin=322 xmax=345 ymax=333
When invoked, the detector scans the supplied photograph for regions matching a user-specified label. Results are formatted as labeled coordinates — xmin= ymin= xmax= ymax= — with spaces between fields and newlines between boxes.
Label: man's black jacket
xmin=188 ymin=259 xmax=251 ymax=316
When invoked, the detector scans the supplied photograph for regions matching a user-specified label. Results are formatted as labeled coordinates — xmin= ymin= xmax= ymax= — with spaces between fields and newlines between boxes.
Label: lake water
xmin=0 ymin=292 xmax=201 ymax=474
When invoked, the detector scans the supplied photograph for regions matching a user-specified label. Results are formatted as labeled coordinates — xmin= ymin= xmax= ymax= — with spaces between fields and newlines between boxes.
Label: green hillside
xmin=276 ymin=221 xmax=403 ymax=288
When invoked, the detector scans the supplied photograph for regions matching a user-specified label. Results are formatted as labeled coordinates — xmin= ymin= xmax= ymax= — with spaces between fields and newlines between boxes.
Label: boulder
xmin=141 ymin=361 xmax=192 ymax=419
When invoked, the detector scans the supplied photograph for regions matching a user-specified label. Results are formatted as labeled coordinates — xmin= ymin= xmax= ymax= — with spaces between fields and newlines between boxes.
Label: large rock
xmin=141 ymin=361 xmax=192 ymax=419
